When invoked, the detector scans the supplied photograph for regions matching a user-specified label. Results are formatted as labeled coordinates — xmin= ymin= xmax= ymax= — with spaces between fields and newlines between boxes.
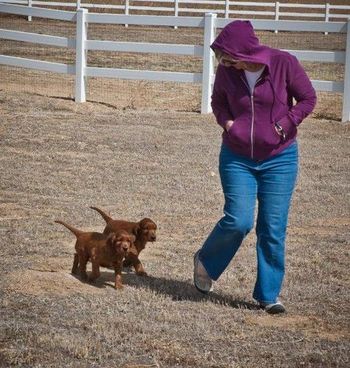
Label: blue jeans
xmin=199 ymin=142 xmax=298 ymax=304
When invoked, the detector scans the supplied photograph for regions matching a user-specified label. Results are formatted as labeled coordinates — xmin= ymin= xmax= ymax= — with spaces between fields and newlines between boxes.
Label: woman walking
xmin=193 ymin=20 xmax=316 ymax=314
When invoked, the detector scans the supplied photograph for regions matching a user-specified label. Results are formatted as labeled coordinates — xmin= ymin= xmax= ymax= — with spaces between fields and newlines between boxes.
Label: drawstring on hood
xmin=266 ymin=77 xmax=289 ymax=133
xmin=267 ymin=77 xmax=280 ymax=126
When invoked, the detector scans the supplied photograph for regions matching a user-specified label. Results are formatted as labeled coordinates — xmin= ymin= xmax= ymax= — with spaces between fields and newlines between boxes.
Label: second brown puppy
xmin=90 ymin=207 xmax=157 ymax=276
xmin=55 ymin=220 xmax=134 ymax=289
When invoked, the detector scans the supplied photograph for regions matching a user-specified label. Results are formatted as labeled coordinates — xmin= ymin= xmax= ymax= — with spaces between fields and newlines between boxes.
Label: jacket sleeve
xmin=278 ymin=55 xmax=317 ymax=137
xmin=211 ymin=66 xmax=234 ymax=129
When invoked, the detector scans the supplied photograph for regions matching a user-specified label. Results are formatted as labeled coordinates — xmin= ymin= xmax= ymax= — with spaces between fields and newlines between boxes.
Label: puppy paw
xmin=79 ymin=274 xmax=88 ymax=282
xmin=123 ymin=260 xmax=132 ymax=268
xmin=136 ymin=271 xmax=148 ymax=277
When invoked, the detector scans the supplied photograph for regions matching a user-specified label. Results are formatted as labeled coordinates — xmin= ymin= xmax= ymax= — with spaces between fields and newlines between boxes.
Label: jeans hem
xmin=253 ymin=296 xmax=278 ymax=304
xmin=198 ymin=250 xmax=220 ymax=281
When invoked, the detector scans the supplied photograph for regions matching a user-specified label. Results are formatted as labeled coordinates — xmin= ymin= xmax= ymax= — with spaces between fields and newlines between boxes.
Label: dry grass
xmin=0 ymin=87 xmax=349 ymax=367
xmin=0 ymin=11 xmax=349 ymax=368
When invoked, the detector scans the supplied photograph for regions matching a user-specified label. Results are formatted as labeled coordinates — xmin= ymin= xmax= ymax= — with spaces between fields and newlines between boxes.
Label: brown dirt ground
xmin=0 ymin=87 xmax=349 ymax=367
xmin=0 ymin=11 xmax=350 ymax=368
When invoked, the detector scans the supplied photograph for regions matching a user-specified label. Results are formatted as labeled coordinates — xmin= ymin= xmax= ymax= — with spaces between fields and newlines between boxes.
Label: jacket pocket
xmin=254 ymin=122 xmax=282 ymax=149
xmin=227 ymin=118 xmax=251 ymax=148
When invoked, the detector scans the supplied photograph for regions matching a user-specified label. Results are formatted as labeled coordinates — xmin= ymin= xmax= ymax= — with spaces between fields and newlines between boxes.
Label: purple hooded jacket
xmin=211 ymin=20 xmax=317 ymax=161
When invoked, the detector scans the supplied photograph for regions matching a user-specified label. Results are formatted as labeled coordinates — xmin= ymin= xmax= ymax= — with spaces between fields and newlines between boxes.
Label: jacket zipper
xmin=250 ymin=93 xmax=255 ymax=159
xmin=240 ymin=75 xmax=263 ymax=160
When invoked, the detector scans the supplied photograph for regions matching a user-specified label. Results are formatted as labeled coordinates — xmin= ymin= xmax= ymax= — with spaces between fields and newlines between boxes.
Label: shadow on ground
xmin=90 ymin=270 xmax=259 ymax=310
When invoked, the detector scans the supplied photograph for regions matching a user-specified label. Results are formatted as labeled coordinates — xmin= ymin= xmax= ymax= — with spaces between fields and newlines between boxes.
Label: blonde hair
xmin=213 ymin=48 xmax=223 ymax=60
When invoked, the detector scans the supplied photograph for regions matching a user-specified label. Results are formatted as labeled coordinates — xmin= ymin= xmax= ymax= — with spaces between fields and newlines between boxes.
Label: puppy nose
xmin=123 ymin=245 xmax=129 ymax=252
xmin=151 ymin=235 xmax=156 ymax=241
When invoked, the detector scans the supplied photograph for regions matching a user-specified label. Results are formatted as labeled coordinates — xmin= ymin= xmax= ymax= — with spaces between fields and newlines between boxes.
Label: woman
xmin=193 ymin=20 xmax=316 ymax=314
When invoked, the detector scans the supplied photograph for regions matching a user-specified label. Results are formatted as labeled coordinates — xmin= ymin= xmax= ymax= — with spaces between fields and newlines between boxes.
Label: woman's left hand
xmin=225 ymin=120 xmax=234 ymax=132
xmin=274 ymin=123 xmax=286 ymax=141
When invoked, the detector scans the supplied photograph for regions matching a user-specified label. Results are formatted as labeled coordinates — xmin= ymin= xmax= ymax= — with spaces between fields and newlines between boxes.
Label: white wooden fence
xmin=0 ymin=3 xmax=349 ymax=122
xmin=1 ymin=0 xmax=350 ymax=22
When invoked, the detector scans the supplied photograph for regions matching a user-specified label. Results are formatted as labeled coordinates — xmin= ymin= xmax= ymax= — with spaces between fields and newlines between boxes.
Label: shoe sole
xmin=194 ymin=283 xmax=210 ymax=294
xmin=261 ymin=304 xmax=286 ymax=314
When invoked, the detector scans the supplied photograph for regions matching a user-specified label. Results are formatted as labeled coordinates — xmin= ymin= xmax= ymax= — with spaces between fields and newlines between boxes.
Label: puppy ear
xmin=140 ymin=218 xmax=150 ymax=228
xmin=133 ymin=226 xmax=140 ymax=236
xmin=107 ymin=233 xmax=116 ymax=245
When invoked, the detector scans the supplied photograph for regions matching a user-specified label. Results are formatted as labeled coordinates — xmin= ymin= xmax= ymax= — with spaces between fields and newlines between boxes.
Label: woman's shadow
xmin=94 ymin=270 xmax=259 ymax=311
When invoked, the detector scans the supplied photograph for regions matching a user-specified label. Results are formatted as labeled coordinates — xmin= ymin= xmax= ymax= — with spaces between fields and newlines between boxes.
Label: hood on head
xmin=211 ymin=20 xmax=271 ymax=67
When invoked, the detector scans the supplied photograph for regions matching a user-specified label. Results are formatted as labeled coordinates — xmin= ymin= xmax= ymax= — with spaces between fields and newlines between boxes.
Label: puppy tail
xmin=55 ymin=220 xmax=83 ymax=237
xmin=90 ymin=206 xmax=112 ymax=223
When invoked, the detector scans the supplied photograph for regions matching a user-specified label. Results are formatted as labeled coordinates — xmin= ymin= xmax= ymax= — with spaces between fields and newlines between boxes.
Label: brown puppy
xmin=90 ymin=207 xmax=157 ymax=276
xmin=55 ymin=220 xmax=134 ymax=289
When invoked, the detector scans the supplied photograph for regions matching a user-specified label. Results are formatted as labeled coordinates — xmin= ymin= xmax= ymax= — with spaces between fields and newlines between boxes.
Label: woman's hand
xmin=225 ymin=120 xmax=234 ymax=132
xmin=274 ymin=123 xmax=286 ymax=141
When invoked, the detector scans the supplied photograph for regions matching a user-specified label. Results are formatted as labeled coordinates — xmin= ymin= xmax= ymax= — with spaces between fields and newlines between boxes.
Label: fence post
xmin=225 ymin=0 xmax=229 ymax=19
xmin=174 ymin=0 xmax=179 ymax=29
xmin=75 ymin=8 xmax=87 ymax=103
xmin=201 ymin=13 xmax=216 ymax=114
xmin=324 ymin=3 xmax=330 ymax=35
xmin=342 ymin=19 xmax=350 ymax=122
xmin=274 ymin=2 xmax=279 ymax=34
xmin=28 ymin=0 xmax=32 ymax=22
xmin=125 ymin=0 xmax=129 ymax=27
xmin=76 ymin=0 xmax=81 ymax=10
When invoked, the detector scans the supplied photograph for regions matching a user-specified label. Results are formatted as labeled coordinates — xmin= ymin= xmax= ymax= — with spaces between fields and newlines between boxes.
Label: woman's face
xmin=215 ymin=50 xmax=264 ymax=72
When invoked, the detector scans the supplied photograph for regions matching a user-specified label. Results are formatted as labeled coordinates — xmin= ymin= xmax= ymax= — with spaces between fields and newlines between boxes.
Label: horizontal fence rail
xmin=85 ymin=13 xmax=205 ymax=26
xmin=0 ymin=29 xmax=76 ymax=47
xmin=0 ymin=0 xmax=349 ymax=22
xmin=0 ymin=54 xmax=76 ymax=74
xmin=0 ymin=2 xmax=76 ymax=20
xmin=86 ymin=40 xmax=204 ymax=56
xmin=0 ymin=3 xmax=349 ymax=122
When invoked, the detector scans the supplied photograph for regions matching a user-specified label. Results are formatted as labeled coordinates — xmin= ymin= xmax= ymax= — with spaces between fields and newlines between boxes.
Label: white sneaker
xmin=193 ymin=250 xmax=213 ymax=294
xmin=259 ymin=299 xmax=286 ymax=314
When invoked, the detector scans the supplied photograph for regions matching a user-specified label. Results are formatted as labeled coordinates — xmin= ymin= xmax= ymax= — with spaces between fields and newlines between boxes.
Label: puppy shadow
xmin=98 ymin=270 xmax=259 ymax=310
xmin=70 ymin=272 xmax=112 ymax=290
